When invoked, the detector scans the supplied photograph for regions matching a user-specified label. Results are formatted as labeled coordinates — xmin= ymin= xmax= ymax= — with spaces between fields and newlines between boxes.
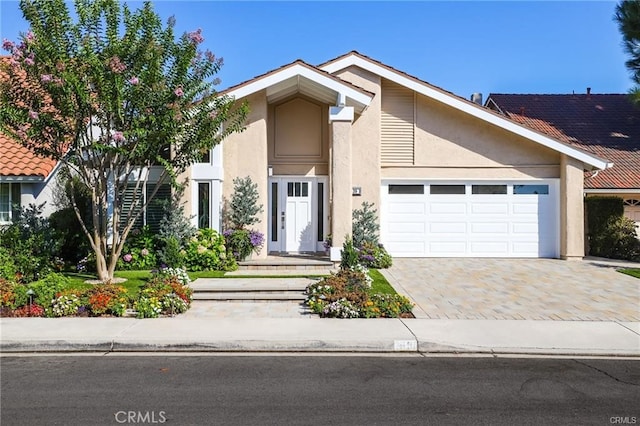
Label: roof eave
xmin=222 ymin=61 xmax=373 ymax=114
xmin=0 ymin=175 xmax=45 ymax=182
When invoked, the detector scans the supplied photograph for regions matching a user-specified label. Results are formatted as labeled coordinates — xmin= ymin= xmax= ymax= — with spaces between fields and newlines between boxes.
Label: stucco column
xmin=329 ymin=106 xmax=354 ymax=261
xmin=560 ymin=154 xmax=585 ymax=260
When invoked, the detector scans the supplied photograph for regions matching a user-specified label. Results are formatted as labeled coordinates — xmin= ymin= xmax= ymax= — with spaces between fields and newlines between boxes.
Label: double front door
xmin=268 ymin=177 xmax=328 ymax=253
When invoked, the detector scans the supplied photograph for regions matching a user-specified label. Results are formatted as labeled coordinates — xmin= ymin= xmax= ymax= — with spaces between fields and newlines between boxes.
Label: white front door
xmin=268 ymin=177 xmax=328 ymax=253
xmin=285 ymin=180 xmax=314 ymax=251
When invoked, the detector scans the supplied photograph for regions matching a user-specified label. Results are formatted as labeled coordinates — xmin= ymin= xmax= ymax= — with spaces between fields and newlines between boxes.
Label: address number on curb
xmin=394 ymin=340 xmax=418 ymax=351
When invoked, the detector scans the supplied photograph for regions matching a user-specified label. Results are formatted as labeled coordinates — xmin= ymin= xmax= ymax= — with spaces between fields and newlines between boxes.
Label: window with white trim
xmin=0 ymin=183 xmax=21 ymax=223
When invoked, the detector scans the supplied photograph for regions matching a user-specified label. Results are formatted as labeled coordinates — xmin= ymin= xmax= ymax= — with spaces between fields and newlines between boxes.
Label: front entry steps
xmin=190 ymin=278 xmax=316 ymax=302
xmin=228 ymin=253 xmax=336 ymax=276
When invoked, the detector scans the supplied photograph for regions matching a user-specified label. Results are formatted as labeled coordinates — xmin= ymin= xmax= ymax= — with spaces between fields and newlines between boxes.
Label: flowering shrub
xmin=11 ymin=304 xmax=45 ymax=317
xmin=85 ymin=283 xmax=129 ymax=316
xmin=223 ymin=229 xmax=264 ymax=261
xmin=305 ymin=269 xmax=413 ymax=319
xmin=0 ymin=279 xmax=28 ymax=309
xmin=51 ymin=293 xmax=82 ymax=317
xmin=161 ymin=293 xmax=189 ymax=315
xmin=155 ymin=267 xmax=191 ymax=286
xmin=134 ymin=275 xmax=193 ymax=318
xmin=29 ymin=273 xmax=70 ymax=309
xmin=117 ymin=226 xmax=157 ymax=270
xmin=322 ymin=298 xmax=360 ymax=319
xmin=134 ymin=296 xmax=163 ymax=319
xmin=358 ymin=242 xmax=393 ymax=269
xmin=184 ymin=228 xmax=236 ymax=271
xmin=361 ymin=294 xmax=413 ymax=318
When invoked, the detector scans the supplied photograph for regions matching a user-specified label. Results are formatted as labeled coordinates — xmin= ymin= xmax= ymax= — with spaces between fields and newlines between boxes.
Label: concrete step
xmin=190 ymin=278 xmax=314 ymax=292
xmin=189 ymin=277 xmax=314 ymax=302
xmin=238 ymin=257 xmax=334 ymax=271
xmin=193 ymin=291 xmax=307 ymax=301
xmin=225 ymin=269 xmax=334 ymax=277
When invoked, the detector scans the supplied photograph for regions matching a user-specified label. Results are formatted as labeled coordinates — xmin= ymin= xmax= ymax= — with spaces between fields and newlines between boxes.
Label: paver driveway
xmin=382 ymin=258 xmax=640 ymax=321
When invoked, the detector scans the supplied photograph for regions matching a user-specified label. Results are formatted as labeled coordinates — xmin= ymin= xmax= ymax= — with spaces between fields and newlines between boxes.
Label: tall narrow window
xmin=317 ymin=182 xmax=324 ymax=242
xmin=200 ymin=149 xmax=211 ymax=163
xmin=10 ymin=183 xmax=20 ymax=221
xmin=0 ymin=183 xmax=10 ymax=223
xmin=198 ymin=182 xmax=210 ymax=229
xmin=271 ymin=182 xmax=278 ymax=241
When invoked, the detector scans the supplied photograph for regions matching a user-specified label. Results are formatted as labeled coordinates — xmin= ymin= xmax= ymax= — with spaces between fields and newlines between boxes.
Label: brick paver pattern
xmin=382 ymin=258 xmax=640 ymax=321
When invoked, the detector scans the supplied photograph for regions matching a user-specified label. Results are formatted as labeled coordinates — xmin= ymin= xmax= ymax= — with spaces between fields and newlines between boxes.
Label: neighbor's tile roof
xmin=0 ymin=132 xmax=57 ymax=178
xmin=487 ymin=93 xmax=640 ymax=190
xmin=0 ymin=56 xmax=58 ymax=178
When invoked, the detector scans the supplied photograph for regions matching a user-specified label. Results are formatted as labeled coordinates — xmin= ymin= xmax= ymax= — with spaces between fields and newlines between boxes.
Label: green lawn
xmin=620 ymin=268 xmax=640 ymax=279
xmin=56 ymin=268 xmax=398 ymax=296
xmin=369 ymin=269 xmax=396 ymax=295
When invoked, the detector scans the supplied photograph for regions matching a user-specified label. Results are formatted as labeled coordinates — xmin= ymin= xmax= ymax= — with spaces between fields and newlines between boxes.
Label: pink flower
xmin=174 ymin=87 xmax=184 ymax=97
xmin=24 ymin=56 xmax=34 ymax=66
xmin=123 ymin=254 xmax=133 ymax=263
xmin=112 ymin=131 xmax=125 ymax=142
xmin=108 ymin=56 xmax=126 ymax=73
xmin=187 ymin=28 xmax=204 ymax=44
xmin=2 ymin=39 xmax=15 ymax=51
xmin=41 ymin=74 xmax=52 ymax=83
xmin=128 ymin=76 xmax=139 ymax=85
xmin=25 ymin=31 xmax=35 ymax=42
xmin=28 ymin=110 xmax=39 ymax=120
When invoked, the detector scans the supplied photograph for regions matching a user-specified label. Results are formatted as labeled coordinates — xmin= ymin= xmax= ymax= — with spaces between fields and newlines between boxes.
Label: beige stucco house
xmin=185 ymin=51 xmax=610 ymax=261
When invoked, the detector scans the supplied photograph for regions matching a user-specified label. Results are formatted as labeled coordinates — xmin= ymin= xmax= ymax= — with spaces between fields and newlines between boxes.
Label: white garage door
xmin=381 ymin=181 xmax=559 ymax=258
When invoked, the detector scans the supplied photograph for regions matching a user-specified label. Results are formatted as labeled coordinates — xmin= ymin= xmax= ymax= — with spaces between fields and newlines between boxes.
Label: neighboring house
xmin=0 ymin=132 xmax=60 ymax=224
xmin=185 ymin=51 xmax=610 ymax=261
xmin=486 ymin=92 xmax=640 ymax=232
xmin=0 ymin=130 xmax=171 ymax=233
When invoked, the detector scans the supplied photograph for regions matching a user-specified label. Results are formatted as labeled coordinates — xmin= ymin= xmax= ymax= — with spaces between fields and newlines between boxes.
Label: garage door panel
xmin=388 ymin=222 xmax=425 ymax=233
xmin=471 ymin=222 xmax=509 ymax=234
xmin=388 ymin=202 xmax=425 ymax=214
xmin=386 ymin=241 xmax=427 ymax=256
xmin=512 ymin=202 xmax=539 ymax=214
xmin=470 ymin=241 xmax=510 ymax=254
xmin=429 ymin=241 xmax=468 ymax=254
xmin=382 ymin=180 xmax=559 ymax=258
xmin=471 ymin=203 xmax=509 ymax=215
xmin=429 ymin=222 xmax=466 ymax=233
xmin=512 ymin=222 xmax=539 ymax=234
xmin=429 ymin=203 xmax=466 ymax=214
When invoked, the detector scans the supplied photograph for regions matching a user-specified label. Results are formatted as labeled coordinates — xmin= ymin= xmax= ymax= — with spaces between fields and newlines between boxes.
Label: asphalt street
xmin=1 ymin=355 xmax=638 ymax=425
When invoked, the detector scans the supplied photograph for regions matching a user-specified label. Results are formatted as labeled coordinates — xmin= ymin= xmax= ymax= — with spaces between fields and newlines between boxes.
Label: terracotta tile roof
xmin=0 ymin=56 xmax=58 ymax=178
xmin=487 ymin=93 xmax=640 ymax=190
xmin=0 ymin=131 xmax=57 ymax=178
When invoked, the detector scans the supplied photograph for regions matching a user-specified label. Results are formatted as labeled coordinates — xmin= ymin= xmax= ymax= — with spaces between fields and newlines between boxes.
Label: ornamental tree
xmin=616 ymin=0 xmax=640 ymax=102
xmin=0 ymin=0 xmax=248 ymax=281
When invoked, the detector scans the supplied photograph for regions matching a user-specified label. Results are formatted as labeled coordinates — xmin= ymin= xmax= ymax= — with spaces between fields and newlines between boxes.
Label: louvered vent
xmin=381 ymin=80 xmax=414 ymax=164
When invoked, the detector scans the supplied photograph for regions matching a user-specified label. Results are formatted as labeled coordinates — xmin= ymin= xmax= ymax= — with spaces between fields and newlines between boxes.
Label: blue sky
xmin=0 ymin=1 xmax=631 ymax=99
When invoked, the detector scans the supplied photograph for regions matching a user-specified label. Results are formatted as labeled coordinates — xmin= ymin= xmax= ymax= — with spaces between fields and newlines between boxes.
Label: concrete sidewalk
xmin=1 ymin=317 xmax=638 ymax=356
